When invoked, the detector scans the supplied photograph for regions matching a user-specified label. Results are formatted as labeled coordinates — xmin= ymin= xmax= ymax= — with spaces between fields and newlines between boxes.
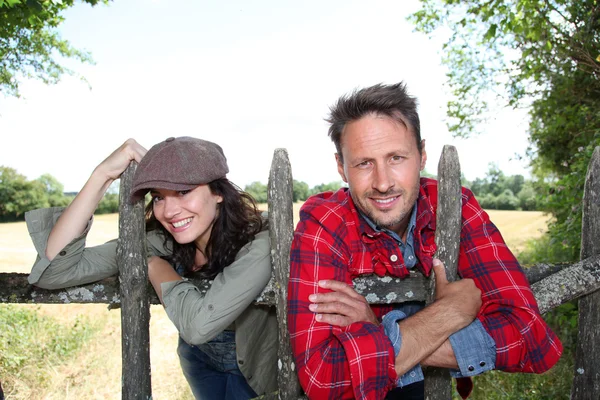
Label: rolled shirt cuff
xmin=382 ymin=309 xmax=424 ymax=387
xmin=448 ymin=318 xmax=496 ymax=377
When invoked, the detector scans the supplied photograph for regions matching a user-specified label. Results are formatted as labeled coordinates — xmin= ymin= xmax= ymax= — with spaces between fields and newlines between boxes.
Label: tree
xmin=0 ymin=166 xmax=47 ymax=220
xmin=0 ymin=0 xmax=108 ymax=97
xmin=35 ymin=173 xmax=69 ymax=207
xmin=293 ymin=180 xmax=310 ymax=202
xmin=244 ymin=181 xmax=268 ymax=203
xmin=309 ymin=181 xmax=345 ymax=196
xmin=410 ymin=0 xmax=600 ymax=258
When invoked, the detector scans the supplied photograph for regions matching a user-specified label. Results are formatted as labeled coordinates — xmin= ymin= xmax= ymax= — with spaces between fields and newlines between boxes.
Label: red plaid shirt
xmin=288 ymin=178 xmax=562 ymax=400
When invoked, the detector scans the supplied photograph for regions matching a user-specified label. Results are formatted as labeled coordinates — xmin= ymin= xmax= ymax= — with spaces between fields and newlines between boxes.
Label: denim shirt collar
xmin=358 ymin=204 xmax=417 ymax=247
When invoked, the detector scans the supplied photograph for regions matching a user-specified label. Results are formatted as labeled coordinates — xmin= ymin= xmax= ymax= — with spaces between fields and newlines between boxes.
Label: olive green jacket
xmin=25 ymin=207 xmax=278 ymax=396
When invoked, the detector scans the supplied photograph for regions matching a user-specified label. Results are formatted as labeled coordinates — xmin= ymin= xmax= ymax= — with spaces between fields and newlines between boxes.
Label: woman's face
xmin=150 ymin=185 xmax=223 ymax=250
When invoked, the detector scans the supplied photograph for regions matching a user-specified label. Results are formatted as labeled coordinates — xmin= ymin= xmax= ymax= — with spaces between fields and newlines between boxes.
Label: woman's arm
xmin=45 ymin=139 xmax=147 ymax=260
xmin=160 ymin=230 xmax=272 ymax=345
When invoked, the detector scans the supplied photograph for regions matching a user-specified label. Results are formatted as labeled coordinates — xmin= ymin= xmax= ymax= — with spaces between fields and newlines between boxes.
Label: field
xmin=0 ymin=207 xmax=550 ymax=399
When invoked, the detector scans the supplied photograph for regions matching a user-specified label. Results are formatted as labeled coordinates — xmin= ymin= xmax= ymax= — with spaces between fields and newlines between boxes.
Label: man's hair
xmin=326 ymin=82 xmax=422 ymax=161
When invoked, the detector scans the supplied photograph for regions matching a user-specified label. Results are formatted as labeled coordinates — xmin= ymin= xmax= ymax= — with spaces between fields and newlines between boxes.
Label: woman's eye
xmin=151 ymin=196 xmax=163 ymax=203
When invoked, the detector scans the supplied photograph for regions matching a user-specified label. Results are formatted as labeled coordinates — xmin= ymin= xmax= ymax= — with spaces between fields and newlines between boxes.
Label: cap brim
xmin=130 ymin=181 xmax=199 ymax=203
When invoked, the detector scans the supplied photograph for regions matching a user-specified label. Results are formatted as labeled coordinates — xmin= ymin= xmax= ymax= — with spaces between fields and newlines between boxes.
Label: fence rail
xmin=1 ymin=145 xmax=599 ymax=399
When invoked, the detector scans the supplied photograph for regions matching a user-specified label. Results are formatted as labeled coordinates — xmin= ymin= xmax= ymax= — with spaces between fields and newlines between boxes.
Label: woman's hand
xmin=94 ymin=138 xmax=148 ymax=182
xmin=46 ymin=139 xmax=148 ymax=261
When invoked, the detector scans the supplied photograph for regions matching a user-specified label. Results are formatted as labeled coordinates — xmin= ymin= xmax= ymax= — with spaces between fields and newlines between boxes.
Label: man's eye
xmin=178 ymin=190 xmax=191 ymax=196
xmin=391 ymin=155 xmax=404 ymax=162
xmin=357 ymin=161 xmax=371 ymax=168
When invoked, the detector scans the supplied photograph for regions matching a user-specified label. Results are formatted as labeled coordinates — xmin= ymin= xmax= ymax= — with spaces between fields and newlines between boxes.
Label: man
xmin=288 ymin=82 xmax=562 ymax=400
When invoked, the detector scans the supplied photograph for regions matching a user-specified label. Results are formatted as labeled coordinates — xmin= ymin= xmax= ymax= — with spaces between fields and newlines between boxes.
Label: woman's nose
xmin=162 ymin=197 xmax=181 ymax=218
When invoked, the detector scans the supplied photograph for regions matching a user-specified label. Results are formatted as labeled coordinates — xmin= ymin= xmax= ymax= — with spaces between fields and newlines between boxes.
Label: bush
xmin=96 ymin=192 xmax=119 ymax=214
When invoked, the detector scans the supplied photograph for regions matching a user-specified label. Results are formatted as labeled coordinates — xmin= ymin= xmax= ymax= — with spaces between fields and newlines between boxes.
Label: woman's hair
xmin=145 ymin=178 xmax=265 ymax=279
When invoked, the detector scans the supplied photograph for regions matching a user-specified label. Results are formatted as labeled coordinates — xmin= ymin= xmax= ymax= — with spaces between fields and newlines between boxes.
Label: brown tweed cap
xmin=131 ymin=136 xmax=228 ymax=202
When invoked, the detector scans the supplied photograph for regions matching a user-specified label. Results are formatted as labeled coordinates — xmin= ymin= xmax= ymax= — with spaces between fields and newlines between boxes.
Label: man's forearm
xmin=420 ymin=339 xmax=458 ymax=369
xmin=395 ymin=300 xmax=467 ymax=376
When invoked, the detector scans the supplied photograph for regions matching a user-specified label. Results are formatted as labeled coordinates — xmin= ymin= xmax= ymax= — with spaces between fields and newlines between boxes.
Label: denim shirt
xmin=360 ymin=205 xmax=496 ymax=387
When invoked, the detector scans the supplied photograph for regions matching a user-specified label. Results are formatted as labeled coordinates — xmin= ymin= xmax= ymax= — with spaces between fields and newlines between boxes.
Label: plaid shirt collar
xmin=339 ymin=179 xmax=438 ymax=276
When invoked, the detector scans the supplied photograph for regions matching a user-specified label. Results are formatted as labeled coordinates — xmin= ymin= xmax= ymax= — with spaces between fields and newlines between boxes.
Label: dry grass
xmin=0 ymin=206 xmax=549 ymax=398
xmin=1 ymin=214 xmax=192 ymax=399
xmin=485 ymin=210 xmax=551 ymax=253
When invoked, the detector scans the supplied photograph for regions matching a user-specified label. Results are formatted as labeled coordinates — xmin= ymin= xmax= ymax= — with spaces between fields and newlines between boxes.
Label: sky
xmin=0 ymin=0 xmax=533 ymax=192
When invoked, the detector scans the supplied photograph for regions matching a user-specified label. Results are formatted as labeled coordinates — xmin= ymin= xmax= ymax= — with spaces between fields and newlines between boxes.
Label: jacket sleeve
xmin=161 ymin=229 xmax=272 ymax=345
xmin=458 ymin=190 xmax=562 ymax=373
xmin=288 ymin=215 xmax=396 ymax=400
xmin=25 ymin=207 xmax=171 ymax=289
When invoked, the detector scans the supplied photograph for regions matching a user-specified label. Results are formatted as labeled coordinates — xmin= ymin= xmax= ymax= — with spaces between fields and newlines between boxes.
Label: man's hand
xmin=308 ymin=280 xmax=378 ymax=327
xmin=431 ymin=258 xmax=481 ymax=325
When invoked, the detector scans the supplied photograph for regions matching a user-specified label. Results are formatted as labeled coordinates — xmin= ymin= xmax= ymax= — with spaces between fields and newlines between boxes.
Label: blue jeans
xmin=177 ymin=331 xmax=257 ymax=400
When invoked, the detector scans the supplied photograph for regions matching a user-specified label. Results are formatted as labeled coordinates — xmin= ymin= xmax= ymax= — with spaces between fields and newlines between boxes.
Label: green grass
xmin=0 ymin=305 xmax=99 ymax=397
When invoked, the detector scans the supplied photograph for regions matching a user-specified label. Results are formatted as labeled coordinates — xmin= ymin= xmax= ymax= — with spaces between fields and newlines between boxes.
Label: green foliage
xmin=411 ymin=0 xmax=600 ymax=259
xmin=293 ymin=180 xmax=310 ymax=202
xmin=0 ymin=305 xmax=97 ymax=394
xmin=0 ymin=166 xmax=73 ymax=220
xmin=465 ymin=164 xmax=537 ymax=210
xmin=244 ymin=180 xmax=346 ymax=204
xmin=309 ymin=181 xmax=345 ymax=197
xmin=244 ymin=181 xmax=268 ymax=204
xmin=96 ymin=192 xmax=119 ymax=214
xmin=0 ymin=0 xmax=109 ymax=97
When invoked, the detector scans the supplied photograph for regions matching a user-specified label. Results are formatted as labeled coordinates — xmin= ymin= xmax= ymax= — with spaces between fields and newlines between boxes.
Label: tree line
xmin=0 ymin=163 xmax=541 ymax=222
xmin=0 ymin=166 xmax=118 ymax=222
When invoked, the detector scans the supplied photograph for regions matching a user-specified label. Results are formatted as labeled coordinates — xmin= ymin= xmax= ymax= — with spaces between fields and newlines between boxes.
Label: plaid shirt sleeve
xmin=288 ymin=213 xmax=397 ymax=400
xmin=458 ymin=189 xmax=563 ymax=372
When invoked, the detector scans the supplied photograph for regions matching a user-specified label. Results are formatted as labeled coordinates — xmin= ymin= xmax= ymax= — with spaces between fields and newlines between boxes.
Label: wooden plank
xmin=425 ymin=145 xmax=461 ymax=399
xmin=3 ymin=256 xmax=600 ymax=309
xmin=116 ymin=163 xmax=152 ymax=400
xmin=268 ymin=148 xmax=302 ymax=399
xmin=572 ymin=146 xmax=600 ymax=399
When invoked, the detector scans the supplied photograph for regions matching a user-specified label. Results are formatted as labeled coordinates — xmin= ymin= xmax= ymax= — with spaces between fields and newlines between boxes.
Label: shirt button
xmin=207 ymin=304 xmax=214 ymax=311
xmin=479 ymin=361 xmax=486 ymax=367
xmin=390 ymin=254 xmax=398 ymax=262
xmin=408 ymin=255 xmax=414 ymax=261
xmin=410 ymin=371 xmax=416 ymax=377
xmin=238 ymin=359 xmax=244 ymax=365
xmin=468 ymin=365 xmax=475 ymax=372
xmin=59 ymin=250 xmax=66 ymax=256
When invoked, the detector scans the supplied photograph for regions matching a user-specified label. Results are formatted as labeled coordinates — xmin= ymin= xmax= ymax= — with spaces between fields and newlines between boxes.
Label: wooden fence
xmin=1 ymin=146 xmax=600 ymax=399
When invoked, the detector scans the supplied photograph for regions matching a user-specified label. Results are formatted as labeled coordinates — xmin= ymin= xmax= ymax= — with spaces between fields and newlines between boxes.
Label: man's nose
xmin=372 ymin=163 xmax=395 ymax=193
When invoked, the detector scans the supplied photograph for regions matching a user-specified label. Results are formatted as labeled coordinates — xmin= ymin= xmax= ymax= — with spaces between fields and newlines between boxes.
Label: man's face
xmin=336 ymin=113 xmax=426 ymax=237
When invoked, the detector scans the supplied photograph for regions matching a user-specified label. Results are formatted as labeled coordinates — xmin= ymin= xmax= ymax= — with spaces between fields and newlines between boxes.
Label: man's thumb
xmin=432 ymin=258 xmax=448 ymax=285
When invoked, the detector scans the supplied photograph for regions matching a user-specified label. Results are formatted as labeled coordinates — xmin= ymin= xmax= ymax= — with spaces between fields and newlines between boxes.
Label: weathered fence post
xmin=571 ymin=146 xmax=600 ymax=399
xmin=424 ymin=145 xmax=461 ymax=400
xmin=117 ymin=162 xmax=152 ymax=400
xmin=267 ymin=149 xmax=302 ymax=399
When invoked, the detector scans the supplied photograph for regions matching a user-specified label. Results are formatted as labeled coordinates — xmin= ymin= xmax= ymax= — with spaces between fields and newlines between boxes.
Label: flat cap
xmin=131 ymin=136 xmax=228 ymax=202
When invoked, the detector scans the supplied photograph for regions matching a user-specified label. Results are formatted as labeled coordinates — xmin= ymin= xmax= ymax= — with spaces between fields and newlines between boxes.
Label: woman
xmin=26 ymin=137 xmax=277 ymax=399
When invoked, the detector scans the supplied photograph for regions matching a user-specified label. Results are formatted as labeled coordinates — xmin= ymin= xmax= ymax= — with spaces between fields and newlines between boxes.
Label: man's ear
xmin=335 ymin=153 xmax=348 ymax=183
xmin=419 ymin=139 xmax=427 ymax=171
